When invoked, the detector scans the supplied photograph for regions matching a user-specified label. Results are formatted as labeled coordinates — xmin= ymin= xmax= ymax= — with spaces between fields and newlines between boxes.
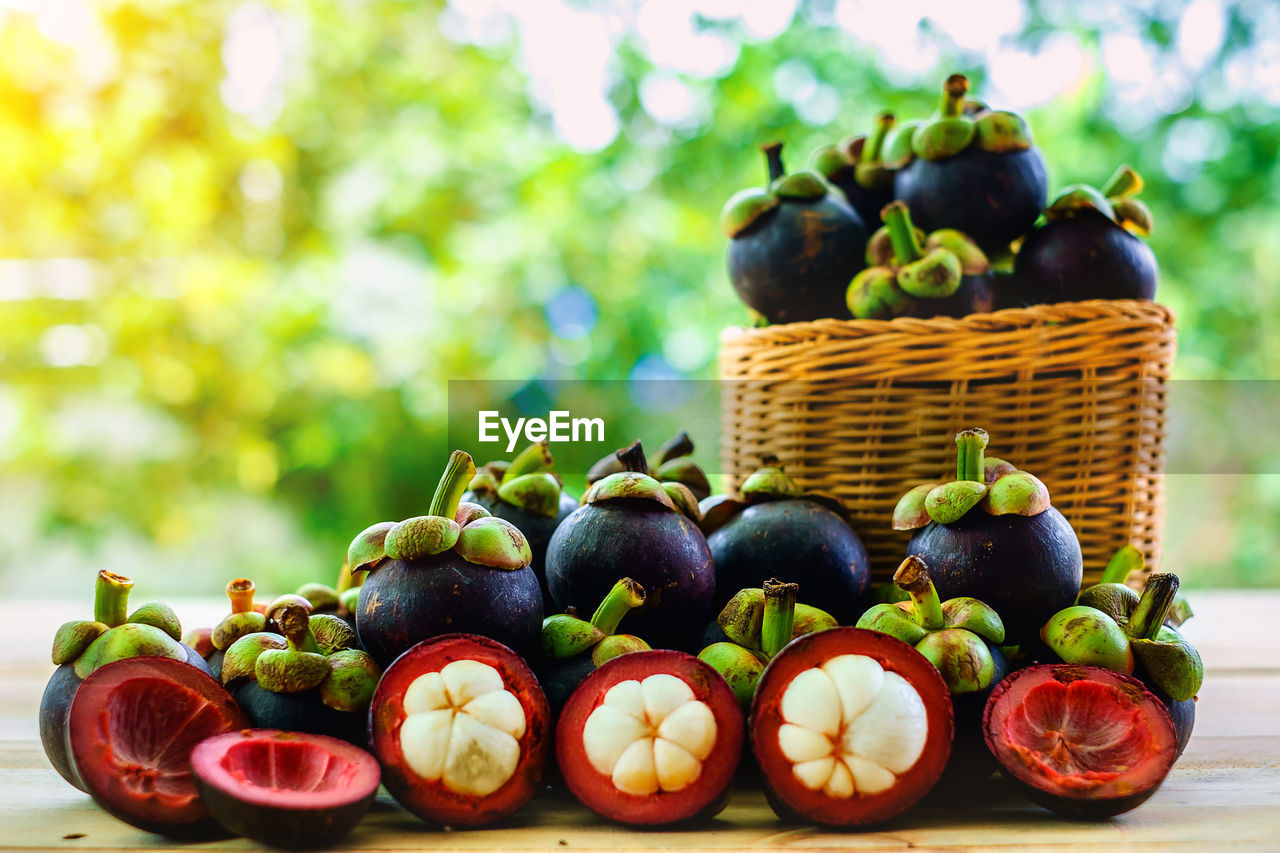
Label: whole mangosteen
xmin=350 ymin=450 xmax=544 ymax=666
xmin=586 ymin=431 xmax=712 ymax=502
xmin=892 ymin=428 xmax=1082 ymax=643
xmin=546 ymin=441 xmax=714 ymax=652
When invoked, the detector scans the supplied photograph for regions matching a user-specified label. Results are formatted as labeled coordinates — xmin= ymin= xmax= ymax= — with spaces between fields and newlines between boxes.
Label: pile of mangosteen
xmin=723 ymin=73 xmax=1161 ymax=324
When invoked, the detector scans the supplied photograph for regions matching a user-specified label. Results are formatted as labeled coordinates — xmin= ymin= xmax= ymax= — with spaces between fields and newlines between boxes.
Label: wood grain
xmin=2 ymin=592 xmax=1276 ymax=851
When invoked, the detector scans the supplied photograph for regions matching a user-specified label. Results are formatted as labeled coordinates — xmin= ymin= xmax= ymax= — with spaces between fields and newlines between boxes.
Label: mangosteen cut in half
xmin=370 ymin=634 xmax=551 ymax=828
xmin=751 ymin=627 xmax=953 ymax=826
xmin=983 ymin=664 xmax=1178 ymax=819
xmin=65 ymin=656 xmax=249 ymax=837
xmin=557 ymin=650 xmax=744 ymax=825
xmin=191 ymin=729 xmax=380 ymax=849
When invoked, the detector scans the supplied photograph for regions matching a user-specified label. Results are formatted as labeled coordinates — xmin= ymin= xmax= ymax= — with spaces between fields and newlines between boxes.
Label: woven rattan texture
xmin=718 ymin=300 xmax=1176 ymax=588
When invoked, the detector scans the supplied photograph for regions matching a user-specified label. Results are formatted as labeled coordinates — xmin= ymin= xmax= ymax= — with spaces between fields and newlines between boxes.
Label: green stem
xmin=881 ymin=201 xmax=925 ymax=264
xmin=955 ymin=428 xmax=989 ymax=483
xmin=761 ymin=579 xmax=798 ymax=659
xmin=860 ymin=112 xmax=895 ymax=163
xmin=941 ymin=74 xmax=969 ymax=118
xmin=1102 ymin=165 xmax=1143 ymax=199
xmin=616 ymin=440 xmax=649 ymax=475
xmin=762 ymin=141 xmax=785 ymax=182
xmin=502 ymin=441 xmax=554 ymax=484
xmin=1127 ymin=573 xmax=1178 ymax=641
xmin=93 ymin=571 xmax=133 ymax=628
xmin=893 ymin=556 xmax=944 ymax=630
xmin=1100 ymin=545 xmax=1144 ymax=585
xmin=227 ymin=578 xmax=255 ymax=614
xmin=590 ymin=578 xmax=646 ymax=636
xmin=428 ymin=450 xmax=477 ymax=519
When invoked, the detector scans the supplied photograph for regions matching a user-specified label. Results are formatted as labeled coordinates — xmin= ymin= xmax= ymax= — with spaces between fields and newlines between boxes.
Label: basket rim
xmin=719 ymin=299 xmax=1175 ymax=347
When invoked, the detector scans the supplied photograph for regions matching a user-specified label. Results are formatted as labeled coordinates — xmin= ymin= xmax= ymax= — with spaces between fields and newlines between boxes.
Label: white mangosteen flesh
xmin=777 ymin=654 xmax=927 ymax=798
xmin=581 ymin=674 xmax=717 ymax=796
xmin=398 ymin=659 xmax=528 ymax=797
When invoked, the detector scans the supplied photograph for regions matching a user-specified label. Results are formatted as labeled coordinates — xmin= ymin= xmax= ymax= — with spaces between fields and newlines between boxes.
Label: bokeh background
xmin=3 ymin=0 xmax=1278 ymax=597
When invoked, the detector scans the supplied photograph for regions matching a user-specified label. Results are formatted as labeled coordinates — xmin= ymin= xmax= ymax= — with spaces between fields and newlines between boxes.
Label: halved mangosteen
xmin=556 ymin=649 xmax=744 ymax=825
xmin=65 ymin=656 xmax=249 ymax=838
xmin=370 ymin=633 xmax=551 ymax=828
xmin=191 ymin=729 xmax=380 ymax=849
xmin=750 ymin=627 xmax=953 ymax=827
xmin=983 ymin=664 xmax=1178 ymax=819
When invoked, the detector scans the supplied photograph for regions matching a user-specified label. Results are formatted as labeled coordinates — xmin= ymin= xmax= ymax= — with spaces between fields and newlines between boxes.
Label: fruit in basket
xmin=699 ymin=579 xmax=837 ymax=711
xmin=750 ymin=627 xmax=953 ymax=826
xmin=40 ymin=570 xmax=212 ymax=792
xmin=811 ymin=112 xmax=897 ymax=229
xmin=65 ymin=656 xmax=249 ymax=837
xmin=222 ymin=599 xmax=380 ymax=745
xmin=557 ymin=649 xmax=743 ymax=825
xmin=191 ymin=729 xmax=380 ymax=849
xmin=893 ymin=428 xmax=1082 ymax=643
xmin=547 ymin=441 xmax=714 ymax=652
xmin=351 ymin=450 xmax=544 ymax=665
xmin=586 ymin=431 xmax=713 ymax=502
xmin=721 ymin=141 xmax=869 ymax=324
xmin=847 ymin=200 xmax=995 ymax=319
xmin=465 ymin=440 xmax=581 ymax=604
xmin=1015 ymin=165 xmax=1158 ymax=304
xmin=370 ymin=634 xmax=552 ymax=827
xmin=983 ymin=664 xmax=1178 ymax=818
xmin=703 ymin=457 xmax=870 ymax=624
xmin=538 ymin=577 xmax=652 ymax=715
xmin=892 ymin=74 xmax=1048 ymax=256
xmin=857 ymin=556 xmax=1007 ymax=787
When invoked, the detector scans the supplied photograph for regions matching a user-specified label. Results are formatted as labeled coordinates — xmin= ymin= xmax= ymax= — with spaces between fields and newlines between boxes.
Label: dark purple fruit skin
xmin=545 ymin=500 xmax=714 ymax=652
xmin=356 ymin=555 xmax=542 ymax=667
xmin=707 ymin=500 xmax=870 ymax=625
xmin=727 ymin=194 xmax=869 ymax=324
xmin=193 ymin=771 xmax=373 ymax=850
xmin=1148 ymin=683 xmax=1195 ymax=759
xmin=907 ymin=508 xmax=1082 ymax=644
xmin=895 ymin=146 xmax=1048 ymax=255
xmin=39 ymin=644 xmax=213 ymax=793
xmin=535 ymin=655 xmax=597 ymax=719
xmin=933 ymin=643 xmax=1009 ymax=793
xmin=231 ymin=683 xmax=369 ymax=748
xmin=899 ymin=272 xmax=996 ymax=320
xmin=1015 ymin=214 xmax=1158 ymax=304
xmin=467 ymin=490 xmax=579 ymax=606
xmin=828 ymin=175 xmax=893 ymax=233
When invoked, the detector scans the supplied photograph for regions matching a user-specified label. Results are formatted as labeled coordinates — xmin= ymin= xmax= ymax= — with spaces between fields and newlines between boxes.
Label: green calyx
xmin=385 ymin=516 xmax=462 ymax=560
xmin=126 ymin=602 xmax=182 ymax=641
xmin=308 ymin=613 xmax=357 ymax=655
xmin=58 ymin=571 xmax=187 ymax=674
xmin=663 ymin=482 xmax=703 ymax=522
xmin=1124 ymin=573 xmax=1203 ymax=701
xmin=588 ymin=434 xmax=710 ymax=503
xmin=497 ymin=472 xmax=563 ymax=518
xmin=697 ymin=494 xmax=747 ymax=537
xmin=592 ymin=634 xmax=650 ymax=667
xmin=720 ymin=142 xmax=828 ymax=239
xmin=811 ymin=112 xmax=897 ymax=192
xmin=51 ymin=621 xmax=108 ymax=665
xmin=347 ymin=521 xmax=396 ymax=574
xmin=905 ymin=75 xmax=1033 ymax=162
xmin=455 ymin=516 xmax=532 ymax=569
xmin=892 ymin=429 xmax=1050 ymax=528
xmin=585 ymin=442 xmax=675 ymax=510
xmin=716 ymin=583 xmax=835 ymax=654
xmin=73 ymin=623 xmax=187 ymax=680
xmin=1045 ymin=165 xmax=1154 ymax=236
xmin=856 ymin=556 xmax=1004 ymax=694
xmin=254 ymin=602 xmax=329 ymax=694
xmin=1077 ymin=545 xmax=1146 ymax=616
xmin=883 ymin=119 xmax=924 ymax=169
xmin=541 ymin=578 xmax=648 ymax=661
xmin=739 ymin=457 xmax=803 ymax=502
xmin=472 ymin=441 xmax=564 ymax=517
xmin=541 ymin=615 xmax=606 ymax=659
xmin=221 ymin=632 xmax=288 ymax=686
xmin=212 ymin=611 xmax=268 ymax=652
xmin=697 ymin=643 xmax=766 ymax=711
xmin=1041 ymin=606 xmax=1136 ymax=674
xmin=319 ymin=649 xmax=381 ymax=713
xmin=296 ymin=582 xmax=340 ymax=612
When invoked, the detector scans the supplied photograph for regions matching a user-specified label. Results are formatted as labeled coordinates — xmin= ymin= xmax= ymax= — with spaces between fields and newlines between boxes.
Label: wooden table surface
xmin=2 ymin=591 xmax=1277 ymax=852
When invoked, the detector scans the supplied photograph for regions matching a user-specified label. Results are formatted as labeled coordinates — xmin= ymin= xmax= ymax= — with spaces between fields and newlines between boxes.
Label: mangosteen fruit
xmin=41 ymin=570 xmax=210 ymax=792
xmin=351 ymin=450 xmax=544 ymax=665
xmin=466 ymin=440 xmax=580 ymax=604
xmin=857 ymin=556 xmax=1008 ymax=788
xmin=699 ymin=579 xmax=837 ymax=712
xmin=557 ymin=649 xmax=743 ymax=825
xmin=1015 ymin=165 xmax=1158 ymax=304
xmin=65 ymin=656 xmax=249 ymax=837
xmin=846 ymin=200 xmax=995 ymax=320
xmin=811 ymin=112 xmax=897 ymax=229
xmin=983 ymin=664 xmax=1179 ymax=818
xmin=892 ymin=74 xmax=1048 ymax=256
xmin=370 ymin=633 xmax=551 ymax=827
xmin=704 ymin=458 xmax=870 ymax=625
xmin=722 ymin=141 xmax=869 ymax=324
xmin=749 ymin=627 xmax=953 ymax=826
xmin=894 ymin=428 xmax=1083 ymax=643
xmin=538 ymin=577 xmax=651 ymax=716
xmin=546 ymin=441 xmax=714 ymax=652
xmin=191 ymin=729 xmax=381 ymax=849
xmin=586 ymin=431 xmax=712 ymax=502
xmin=195 ymin=577 xmax=268 ymax=681
xmin=222 ymin=600 xmax=380 ymax=746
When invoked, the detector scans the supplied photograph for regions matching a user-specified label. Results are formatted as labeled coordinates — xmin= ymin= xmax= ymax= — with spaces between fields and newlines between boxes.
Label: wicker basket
xmin=718 ymin=300 xmax=1176 ymax=589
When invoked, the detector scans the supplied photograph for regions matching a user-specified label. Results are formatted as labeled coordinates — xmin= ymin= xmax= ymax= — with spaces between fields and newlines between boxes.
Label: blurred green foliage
xmin=1 ymin=0 xmax=1276 ymax=596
